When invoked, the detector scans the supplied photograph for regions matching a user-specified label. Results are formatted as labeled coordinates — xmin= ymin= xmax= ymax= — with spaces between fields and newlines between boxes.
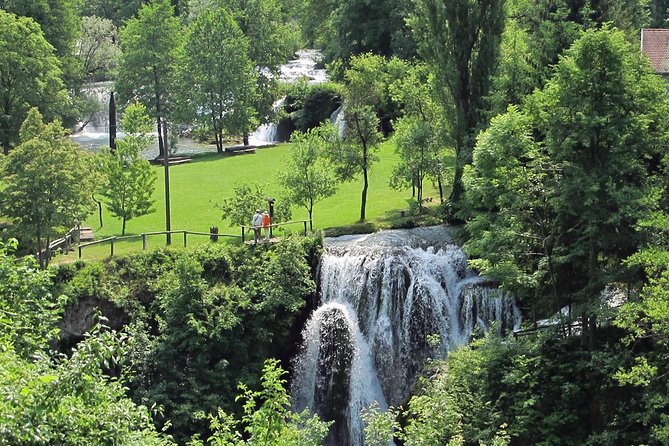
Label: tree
xmin=409 ymin=0 xmax=505 ymax=207
xmin=0 ymin=239 xmax=62 ymax=358
xmin=1 ymin=0 xmax=83 ymax=89
xmin=217 ymin=183 xmax=291 ymax=228
xmin=462 ymin=106 xmax=559 ymax=310
xmin=99 ymin=103 xmax=157 ymax=235
xmin=0 ymin=10 xmax=69 ymax=154
xmin=226 ymin=0 xmax=297 ymax=145
xmin=326 ymin=55 xmax=389 ymax=221
xmin=389 ymin=62 xmax=451 ymax=206
xmin=279 ymin=125 xmax=337 ymax=230
xmin=79 ymin=0 xmax=145 ymax=26
xmin=301 ymin=0 xmax=416 ymax=61
xmin=190 ymin=360 xmax=331 ymax=446
xmin=463 ymin=28 xmax=669 ymax=328
xmin=0 ymin=109 xmax=96 ymax=267
xmin=182 ymin=7 xmax=257 ymax=153
xmin=76 ymin=15 xmax=120 ymax=82
xmin=116 ymin=0 xmax=182 ymax=159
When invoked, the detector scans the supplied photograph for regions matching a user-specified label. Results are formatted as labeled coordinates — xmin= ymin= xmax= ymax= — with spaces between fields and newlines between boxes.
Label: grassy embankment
xmin=63 ymin=140 xmax=445 ymax=262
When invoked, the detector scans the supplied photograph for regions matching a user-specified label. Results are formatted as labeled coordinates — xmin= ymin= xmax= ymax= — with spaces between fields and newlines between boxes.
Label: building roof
xmin=641 ymin=28 xmax=669 ymax=74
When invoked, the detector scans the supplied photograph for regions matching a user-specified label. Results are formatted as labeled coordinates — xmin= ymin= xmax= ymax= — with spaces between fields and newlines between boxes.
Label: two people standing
xmin=251 ymin=209 xmax=271 ymax=244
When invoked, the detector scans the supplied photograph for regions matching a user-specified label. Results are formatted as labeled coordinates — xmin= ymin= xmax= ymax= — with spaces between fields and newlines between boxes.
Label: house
xmin=641 ymin=28 xmax=669 ymax=84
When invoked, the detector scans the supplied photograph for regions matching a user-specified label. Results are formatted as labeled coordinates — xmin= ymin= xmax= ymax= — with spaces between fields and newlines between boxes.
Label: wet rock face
xmin=314 ymin=307 xmax=355 ymax=446
xmin=57 ymin=298 xmax=127 ymax=351
xmin=293 ymin=226 xmax=522 ymax=446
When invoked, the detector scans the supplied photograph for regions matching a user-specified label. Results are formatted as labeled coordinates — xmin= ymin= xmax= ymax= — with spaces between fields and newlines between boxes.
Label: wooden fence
xmin=77 ymin=220 xmax=312 ymax=259
xmin=37 ymin=227 xmax=79 ymax=262
xmin=77 ymin=230 xmax=240 ymax=259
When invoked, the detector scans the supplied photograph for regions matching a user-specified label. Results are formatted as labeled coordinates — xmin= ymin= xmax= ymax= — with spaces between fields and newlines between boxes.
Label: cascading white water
xmin=330 ymin=105 xmax=345 ymax=136
xmin=292 ymin=227 xmax=522 ymax=446
xmin=248 ymin=97 xmax=285 ymax=146
xmin=248 ymin=50 xmax=328 ymax=144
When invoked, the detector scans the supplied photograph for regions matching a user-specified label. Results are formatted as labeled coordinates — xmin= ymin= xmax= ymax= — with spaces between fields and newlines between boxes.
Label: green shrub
xmin=284 ymin=80 xmax=343 ymax=133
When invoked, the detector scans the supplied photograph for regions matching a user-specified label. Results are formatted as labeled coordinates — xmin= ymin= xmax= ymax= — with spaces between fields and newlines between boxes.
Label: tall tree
xmin=226 ymin=0 xmax=297 ymax=144
xmin=409 ymin=0 xmax=505 ymax=207
xmin=0 ymin=0 xmax=82 ymax=88
xmin=116 ymin=0 xmax=182 ymax=159
xmin=279 ymin=125 xmax=338 ymax=230
xmin=324 ymin=55 xmax=385 ymax=221
xmin=301 ymin=0 xmax=416 ymax=61
xmin=0 ymin=109 xmax=96 ymax=267
xmin=389 ymin=62 xmax=451 ymax=205
xmin=99 ymin=103 xmax=157 ymax=235
xmin=0 ymin=10 xmax=68 ymax=155
xmin=182 ymin=6 xmax=257 ymax=153
xmin=463 ymin=28 xmax=669 ymax=331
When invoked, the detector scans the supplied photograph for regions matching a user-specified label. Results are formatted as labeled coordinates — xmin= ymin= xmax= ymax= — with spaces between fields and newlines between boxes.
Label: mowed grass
xmin=70 ymin=140 xmax=442 ymax=261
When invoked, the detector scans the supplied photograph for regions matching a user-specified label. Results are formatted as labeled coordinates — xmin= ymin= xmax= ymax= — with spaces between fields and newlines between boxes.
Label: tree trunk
xmin=36 ymin=229 xmax=44 ymax=269
xmin=243 ymin=132 xmax=249 ymax=146
xmin=45 ymin=235 xmax=51 ymax=268
xmin=156 ymin=116 xmax=164 ymax=159
xmin=417 ymin=173 xmax=423 ymax=211
xmin=109 ymin=92 xmax=117 ymax=153
xmin=437 ymin=175 xmax=444 ymax=204
xmin=449 ymin=153 xmax=465 ymax=205
xmin=122 ymin=217 xmax=127 ymax=236
xmin=360 ymin=166 xmax=369 ymax=221
xmin=93 ymin=194 xmax=103 ymax=227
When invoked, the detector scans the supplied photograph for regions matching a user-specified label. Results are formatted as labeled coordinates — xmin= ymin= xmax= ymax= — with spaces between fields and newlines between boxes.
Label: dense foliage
xmin=52 ymin=235 xmax=323 ymax=442
xmin=0 ymin=240 xmax=173 ymax=446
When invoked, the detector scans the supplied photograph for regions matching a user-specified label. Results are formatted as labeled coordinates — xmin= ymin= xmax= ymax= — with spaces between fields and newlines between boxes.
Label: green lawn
xmin=70 ymin=140 xmax=443 ymax=261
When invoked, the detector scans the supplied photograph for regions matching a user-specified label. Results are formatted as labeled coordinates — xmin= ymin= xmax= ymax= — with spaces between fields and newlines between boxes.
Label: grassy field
xmin=67 ymin=140 xmax=444 ymax=261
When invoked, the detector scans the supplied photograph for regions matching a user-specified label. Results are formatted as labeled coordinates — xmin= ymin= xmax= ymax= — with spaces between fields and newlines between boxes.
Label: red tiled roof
xmin=641 ymin=28 xmax=669 ymax=74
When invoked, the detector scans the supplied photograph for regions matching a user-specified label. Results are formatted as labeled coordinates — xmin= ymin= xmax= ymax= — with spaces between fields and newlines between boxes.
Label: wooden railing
xmin=75 ymin=220 xmax=312 ymax=260
xmin=240 ymin=220 xmax=311 ymax=243
xmin=37 ymin=227 xmax=79 ymax=261
xmin=77 ymin=230 xmax=241 ymax=259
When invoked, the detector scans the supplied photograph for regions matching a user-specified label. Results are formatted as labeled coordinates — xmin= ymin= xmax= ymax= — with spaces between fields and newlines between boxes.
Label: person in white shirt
xmin=252 ymin=209 xmax=263 ymax=244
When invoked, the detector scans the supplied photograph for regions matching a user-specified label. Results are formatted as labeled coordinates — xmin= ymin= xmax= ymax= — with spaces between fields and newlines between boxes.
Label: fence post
xmin=78 ymin=244 xmax=82 ymax=259
xmin=142 ymin=233 xmax=147 ymax=250
xmin=110 ymin=237 xmax=115 ymax=257
xmin=183 ymin=231 xmax=187 ymax=247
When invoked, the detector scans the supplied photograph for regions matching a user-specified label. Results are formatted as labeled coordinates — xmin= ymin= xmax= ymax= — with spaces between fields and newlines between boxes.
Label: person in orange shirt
xmin=262 ymin=211 xmax=271 ymax=241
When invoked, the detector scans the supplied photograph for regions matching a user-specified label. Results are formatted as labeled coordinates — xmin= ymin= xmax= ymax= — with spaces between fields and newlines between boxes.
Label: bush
xmin=284 ymin=80 xmax=343 ymax=133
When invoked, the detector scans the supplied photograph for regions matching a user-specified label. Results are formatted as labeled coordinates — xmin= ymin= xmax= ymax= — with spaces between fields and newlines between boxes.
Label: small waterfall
xmin=71 ymin=82 xmax=115 ymax=145
xmin=292 ymin=227 xmax=521 ymax=445
xmin=249 ymin=50 xmax=328 ymax=144
xmin=248 ymin=98 xmax=285 ymax=145
xmin=330 ymin=105 xmax=345 ymax=136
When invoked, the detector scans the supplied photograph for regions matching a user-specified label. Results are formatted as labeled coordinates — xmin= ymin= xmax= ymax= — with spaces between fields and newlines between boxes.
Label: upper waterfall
xmin=292 ymin=226 xmax=521 ymax=446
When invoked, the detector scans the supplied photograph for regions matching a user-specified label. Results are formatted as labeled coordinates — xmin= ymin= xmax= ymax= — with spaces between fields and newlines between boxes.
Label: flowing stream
xmin=292 ymin=227 xmax=521 ymax=445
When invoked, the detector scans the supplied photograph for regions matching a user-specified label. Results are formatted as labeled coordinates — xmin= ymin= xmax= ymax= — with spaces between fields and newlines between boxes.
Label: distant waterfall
xmin=292 ymin=227 xmax=521 ymax=446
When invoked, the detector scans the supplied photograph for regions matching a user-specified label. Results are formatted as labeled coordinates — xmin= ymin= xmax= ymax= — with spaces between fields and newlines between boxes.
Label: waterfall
xmin=249 ymin=50 xmax=328 ymax=144
xmin=330 ymin=105 xmax=345 ymax=136
xmin=248 ymin=97 xmax=285 ymax=146
xmin=292 ymin=227 xmax=521 ymax=446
